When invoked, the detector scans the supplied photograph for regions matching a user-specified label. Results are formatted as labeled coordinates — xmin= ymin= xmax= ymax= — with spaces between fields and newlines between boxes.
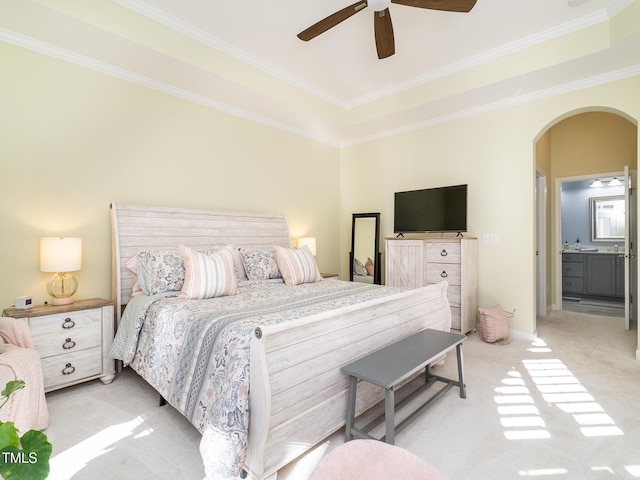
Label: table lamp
xmin=40 ymin=237 xmax=82 ymax=305
xmin=297 ymin=237 xmax=317 ymax=256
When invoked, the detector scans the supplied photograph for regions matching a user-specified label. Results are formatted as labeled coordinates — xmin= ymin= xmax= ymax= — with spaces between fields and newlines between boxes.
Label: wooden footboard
xmin=246 ymin=281 xmax=451 ymax=479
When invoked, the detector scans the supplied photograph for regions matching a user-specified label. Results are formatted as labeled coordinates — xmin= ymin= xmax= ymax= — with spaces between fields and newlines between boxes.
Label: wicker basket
xmin=477 ymin=308 xmax=514 ymax=345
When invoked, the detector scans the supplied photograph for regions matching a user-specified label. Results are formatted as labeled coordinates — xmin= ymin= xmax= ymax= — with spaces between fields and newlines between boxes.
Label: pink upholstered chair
xmin=0 ymin=317 xmax=49 ymax=433
xmin=308 ymin=439 xmax=447 ymax=480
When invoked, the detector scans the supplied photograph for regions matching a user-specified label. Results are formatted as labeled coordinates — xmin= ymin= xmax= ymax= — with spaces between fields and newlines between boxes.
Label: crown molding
xmin=113 ymin=0 xmax=346 ymax=107
xmin=0 ymin=28 xmax=340 ymax=147
xmin=340 ymin=64 xmax=640 ymax=148
xmin=345 ymin=5 xmax=621 ymax=108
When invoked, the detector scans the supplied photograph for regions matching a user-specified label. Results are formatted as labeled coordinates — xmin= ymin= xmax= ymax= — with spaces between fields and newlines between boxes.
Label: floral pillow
xmin=238 ymin=248 xmax=282 ymax=281
xmin=353 ymin=257 xmax=368 ymax=276
xmin=136 ymin=250 xmax=185 ymax=295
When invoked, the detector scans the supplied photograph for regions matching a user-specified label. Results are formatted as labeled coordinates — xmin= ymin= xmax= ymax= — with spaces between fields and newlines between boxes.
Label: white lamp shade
xmin=40 ymin=237 xmax=82 ymax=273
xmin=298 ymin=237 xmax=317 ymax=256
xmin=368 ymin=0 xmax=391 ymax=11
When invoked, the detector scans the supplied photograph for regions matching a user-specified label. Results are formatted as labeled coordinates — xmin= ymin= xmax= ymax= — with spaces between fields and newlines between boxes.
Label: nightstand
xmin=321 ymin=273 xmax=338 ymax=279
xmin=3 ymin=298 xmax=115 ymax=392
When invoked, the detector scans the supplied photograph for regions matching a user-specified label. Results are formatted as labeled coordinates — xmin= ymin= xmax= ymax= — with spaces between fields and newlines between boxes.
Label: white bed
xmin=110 ymin=203 xmax=452 ymax=480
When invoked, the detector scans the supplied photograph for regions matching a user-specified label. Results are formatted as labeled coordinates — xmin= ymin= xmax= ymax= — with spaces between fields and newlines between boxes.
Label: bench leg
xmin=456 ymin=343 xmax=466 ymax=399
xmin=384 ymin=387 xmax=395 ymax=445
xmin=345 ymin=376 xmax=357 ymax=442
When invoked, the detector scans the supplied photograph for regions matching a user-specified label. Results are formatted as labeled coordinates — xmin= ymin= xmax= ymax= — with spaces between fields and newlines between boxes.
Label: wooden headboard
xmin=110 ymin=203 xmax=291 ymax=321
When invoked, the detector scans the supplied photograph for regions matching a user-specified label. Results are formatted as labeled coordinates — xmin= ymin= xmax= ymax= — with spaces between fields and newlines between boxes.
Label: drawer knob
xmin=63 ymin=338 xmax=76 ymax=350
xmin=62 ymin=318 xmax=75 ymax=329
xmin=62 ymin=363 xmax=76 ymax=375
xmin=441 ymin=270 xmax=448 ymax=278
xmin=440 ymin=249 xmax=448 ymax=257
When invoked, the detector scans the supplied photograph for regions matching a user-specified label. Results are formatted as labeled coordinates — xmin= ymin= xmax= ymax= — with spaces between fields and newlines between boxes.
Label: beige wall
xmin=0 ymin=43 xmax=341 ymax=309
xmin=341 ymin=77 xmax=640 ymax=335
xmin=2 ymin=40 xmax=640 ymax=341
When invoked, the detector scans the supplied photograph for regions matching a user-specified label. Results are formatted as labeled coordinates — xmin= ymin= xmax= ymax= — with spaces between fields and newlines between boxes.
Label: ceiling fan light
xmin=368 ymin=0 xmax=391 ymax=12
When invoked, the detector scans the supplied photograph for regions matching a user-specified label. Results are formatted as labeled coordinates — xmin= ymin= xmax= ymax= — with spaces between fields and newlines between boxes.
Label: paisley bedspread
xmin=110 ymin=278 xmax=407 ymax=479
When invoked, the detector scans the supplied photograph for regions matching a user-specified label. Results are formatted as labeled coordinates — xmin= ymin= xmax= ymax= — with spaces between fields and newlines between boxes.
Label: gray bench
xmin=342 ymin=328 xmax=466 ymax=444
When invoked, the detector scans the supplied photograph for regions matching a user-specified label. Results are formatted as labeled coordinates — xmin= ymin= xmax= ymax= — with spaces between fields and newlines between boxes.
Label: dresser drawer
xmin=425 ymin=242 xmax=461 ymax=264
xmin=29 ymin=309 xmax=102 ymax=358
xmin=41 ymin=346 xmax=102 ymax=391
xmin=426 ymin=263 xmax=461 ymax=285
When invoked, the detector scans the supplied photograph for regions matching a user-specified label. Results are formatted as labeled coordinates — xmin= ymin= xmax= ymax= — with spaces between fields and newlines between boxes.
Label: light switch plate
xmin=483 ymin=233 xmax=499 ymax=244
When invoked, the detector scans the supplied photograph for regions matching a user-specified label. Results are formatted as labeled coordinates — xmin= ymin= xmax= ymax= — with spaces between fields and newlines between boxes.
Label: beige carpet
xmin=44 ymin=310 xmax=640 ymax=479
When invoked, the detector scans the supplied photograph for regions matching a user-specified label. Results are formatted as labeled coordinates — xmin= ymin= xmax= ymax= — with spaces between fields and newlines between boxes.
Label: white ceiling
xmin=2 ymin=0 xmax=639 ymax=146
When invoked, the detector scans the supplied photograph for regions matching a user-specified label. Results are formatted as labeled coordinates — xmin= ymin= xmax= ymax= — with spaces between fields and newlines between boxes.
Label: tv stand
xmin=385 ymin=236 xmax=477 ymax=334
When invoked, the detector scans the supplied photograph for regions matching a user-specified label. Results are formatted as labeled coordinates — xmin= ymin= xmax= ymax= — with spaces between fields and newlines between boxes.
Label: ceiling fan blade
xmin=298 ymin=1 xmax=367 ymax=41
xmin=390 ymin=0 xmax=477 ymax=13
xmin=374 ymin=8 xmax=395 ymax=59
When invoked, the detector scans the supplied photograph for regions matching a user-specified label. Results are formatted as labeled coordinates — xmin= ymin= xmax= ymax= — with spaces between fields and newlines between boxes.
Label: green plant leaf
xmin=1 ymin=381 xmax=25 ymax=400
xmin=0 ymin=422 xmax=20 ymax=450
xmin=0 ymin=430 xmax=52 ymax=480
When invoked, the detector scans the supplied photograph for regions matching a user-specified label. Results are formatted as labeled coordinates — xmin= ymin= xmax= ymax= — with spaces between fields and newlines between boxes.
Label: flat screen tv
xmin=394 ymin=184 xmax=468 ymax=234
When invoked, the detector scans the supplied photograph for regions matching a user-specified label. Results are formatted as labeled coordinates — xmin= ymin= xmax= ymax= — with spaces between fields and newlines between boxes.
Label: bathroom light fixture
xmin=590 ymin=179 xmax=603 ymax=188
xmin=609 ymin=177 xmax=622 ymax=186
xmin=40 ymin=237 xmax=82 ymax=305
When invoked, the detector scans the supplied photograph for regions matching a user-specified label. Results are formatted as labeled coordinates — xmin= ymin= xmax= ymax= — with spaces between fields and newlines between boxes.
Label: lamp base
xmin=47 ymin=272 xmax=78 ymax=306
xmin=51 ymin=297 xmax=74 ymax=306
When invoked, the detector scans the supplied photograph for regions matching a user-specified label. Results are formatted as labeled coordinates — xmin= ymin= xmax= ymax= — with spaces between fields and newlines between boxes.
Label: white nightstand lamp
xmin=40 ymin=237 xmax=82 ymax=306
xmin=298 ymin=237 xmax=317 ymax=256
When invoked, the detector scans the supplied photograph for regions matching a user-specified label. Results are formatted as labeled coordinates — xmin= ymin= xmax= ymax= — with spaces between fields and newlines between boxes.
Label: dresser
xmin=385 ymin=237 xmax=478 ymax=334
xmin=3 ymin=298 xmax=115 ymax=392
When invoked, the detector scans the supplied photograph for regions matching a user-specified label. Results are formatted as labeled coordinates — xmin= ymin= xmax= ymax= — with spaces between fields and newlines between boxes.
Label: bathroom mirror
xmin=590 ymin=195 xmax=625 ymax=242
xmin=350 ymin=213 xmax=381 ymax=284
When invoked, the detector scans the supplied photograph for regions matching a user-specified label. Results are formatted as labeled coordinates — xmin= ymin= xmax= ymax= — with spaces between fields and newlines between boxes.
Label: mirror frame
xmin=349 ymin=213 xmax=381 ymax=284
xmin=590 ymin=195 xmax=625 ymax=242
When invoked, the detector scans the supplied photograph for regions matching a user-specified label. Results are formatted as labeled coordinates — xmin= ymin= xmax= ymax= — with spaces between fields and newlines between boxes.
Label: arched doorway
xmin=534 ymin=109 xmax=639 ymax=358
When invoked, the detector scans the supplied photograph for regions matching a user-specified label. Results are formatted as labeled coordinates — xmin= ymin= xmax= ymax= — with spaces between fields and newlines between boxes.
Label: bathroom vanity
xmin=562 ymin=251 xmax=625 ymax=299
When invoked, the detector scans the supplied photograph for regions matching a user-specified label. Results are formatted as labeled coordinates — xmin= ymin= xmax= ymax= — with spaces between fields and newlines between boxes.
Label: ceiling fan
xmin=297 ymin=0 xmax=477 ymax=59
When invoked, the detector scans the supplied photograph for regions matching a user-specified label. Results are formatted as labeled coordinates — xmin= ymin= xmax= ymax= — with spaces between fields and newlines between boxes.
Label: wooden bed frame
xmin=111 ymin=203 xmax=452 ymax=480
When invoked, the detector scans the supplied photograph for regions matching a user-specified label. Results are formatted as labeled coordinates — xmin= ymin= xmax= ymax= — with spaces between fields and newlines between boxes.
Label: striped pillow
xmin=179 ymin=245 xmax=238 ymax=299
xmin=273 ymin=245 xmax=322 ymax=286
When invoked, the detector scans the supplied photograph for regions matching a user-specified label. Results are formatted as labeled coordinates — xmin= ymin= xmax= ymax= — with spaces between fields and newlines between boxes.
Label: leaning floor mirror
xmin=350 ymin=213 xmax=381 ymax=284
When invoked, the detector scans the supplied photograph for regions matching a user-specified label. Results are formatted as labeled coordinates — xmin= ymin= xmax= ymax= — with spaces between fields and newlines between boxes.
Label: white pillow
xmin=273 ymin=245 xmax=322 ymax=286
xmin=179 ymin=245 xmax=238 ymax=299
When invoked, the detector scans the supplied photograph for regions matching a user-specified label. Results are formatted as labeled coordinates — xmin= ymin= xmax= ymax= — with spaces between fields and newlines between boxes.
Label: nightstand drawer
xmin=41 ymin=346 xmax=103 ymax=391
xmin=29 ymin=309 xmax=102 ymax=358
